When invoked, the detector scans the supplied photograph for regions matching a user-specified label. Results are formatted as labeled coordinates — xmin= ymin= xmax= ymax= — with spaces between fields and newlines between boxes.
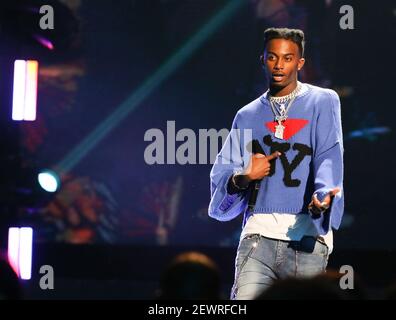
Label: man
xmin=208 ymin=28 xmax=344 ymax=300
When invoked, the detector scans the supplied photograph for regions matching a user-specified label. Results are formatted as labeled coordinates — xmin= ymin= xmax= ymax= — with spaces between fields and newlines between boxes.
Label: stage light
xmin=33 ymin=34 xmax=54 ymax=50
xmin=12 ymin=167 xmax=60 ymax=209
xmin=7 ymin=228 xmax=20 ymax=276
xmin=7 ymin=227 xmax=33 ymax=280
xmin=38 ymin=169 xmax=60 ymax=193
xmin=12 ymin=60 xmax=38 ymax=121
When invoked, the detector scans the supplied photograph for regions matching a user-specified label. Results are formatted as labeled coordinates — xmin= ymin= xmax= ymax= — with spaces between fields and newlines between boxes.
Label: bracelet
xmin=232 ymin=173 xmax=249 ymax=191
xmin=308 ymin=203 xmax=329 ymax=217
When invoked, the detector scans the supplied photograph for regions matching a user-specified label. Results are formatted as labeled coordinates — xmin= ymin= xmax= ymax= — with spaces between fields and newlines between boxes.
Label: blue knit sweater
xmin=208 ymin=83 xmax=344 ymax=235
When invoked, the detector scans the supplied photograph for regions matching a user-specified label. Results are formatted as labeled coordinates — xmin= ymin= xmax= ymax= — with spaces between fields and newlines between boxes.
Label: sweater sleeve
xmin=208 ymin=113 xmax=250 ymax=222
xmin=311 ymin=90 xmax=345 ymax=235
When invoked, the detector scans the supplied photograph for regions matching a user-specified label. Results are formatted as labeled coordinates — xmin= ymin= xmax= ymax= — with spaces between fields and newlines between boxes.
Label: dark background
xmin=0 ymin=0 xmax=395 ymax=299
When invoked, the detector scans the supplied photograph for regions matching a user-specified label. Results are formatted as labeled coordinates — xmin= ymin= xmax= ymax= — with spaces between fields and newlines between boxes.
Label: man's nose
xmin=274 ymin=59 xmax=284 ymax=69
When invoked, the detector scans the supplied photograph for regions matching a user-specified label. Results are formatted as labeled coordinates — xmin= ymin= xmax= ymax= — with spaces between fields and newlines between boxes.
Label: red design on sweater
xmin=265 ymin=119 xmax=309 ymax=140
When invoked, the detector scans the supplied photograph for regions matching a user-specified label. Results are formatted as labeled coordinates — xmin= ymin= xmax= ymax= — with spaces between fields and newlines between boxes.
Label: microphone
xmin=248 ymin=179 xmax=261 ymax=211
xmin=246 ymin=140 xmax=280 ymax=212
xmin=247 ymin=140 xmax=264 ymax=212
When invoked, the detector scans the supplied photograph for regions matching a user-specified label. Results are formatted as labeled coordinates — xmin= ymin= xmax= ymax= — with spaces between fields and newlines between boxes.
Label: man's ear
xmin=260 ymin=54 xmax=266 ymax=71
xmin=260 ymin=54 xmax=265 ymax=66
xmin=297 ymin=58 xmax=305 ymax=71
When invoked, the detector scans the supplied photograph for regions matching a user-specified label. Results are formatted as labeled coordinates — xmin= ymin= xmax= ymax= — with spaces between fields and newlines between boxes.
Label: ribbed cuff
xmin=227 ymin=173 xmax=250 ymax=194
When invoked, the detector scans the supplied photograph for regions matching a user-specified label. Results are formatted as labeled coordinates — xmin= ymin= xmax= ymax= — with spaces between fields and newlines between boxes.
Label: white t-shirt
xmin=240 ymin=213 xmax=333 ymax=254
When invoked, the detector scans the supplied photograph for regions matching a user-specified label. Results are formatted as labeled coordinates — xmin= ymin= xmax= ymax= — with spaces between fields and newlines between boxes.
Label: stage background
xmin=1 ymin=0 xmax=394 ymax=250
xmin=0 ymin=0 xmax=395 ymax=300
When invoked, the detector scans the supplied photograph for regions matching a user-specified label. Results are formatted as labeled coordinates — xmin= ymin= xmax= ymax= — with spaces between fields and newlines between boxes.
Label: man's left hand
xmin=308 ymin=187 xmax=341 ymax=215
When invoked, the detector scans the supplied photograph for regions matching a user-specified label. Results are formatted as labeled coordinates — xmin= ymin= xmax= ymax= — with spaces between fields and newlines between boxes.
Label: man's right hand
xmin=243 ymin=151 xmax=281 ymax=181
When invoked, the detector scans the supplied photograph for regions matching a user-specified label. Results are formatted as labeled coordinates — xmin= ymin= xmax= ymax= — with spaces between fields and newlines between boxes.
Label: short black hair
xmin=263 ymin=28 xmax=305 ymax=57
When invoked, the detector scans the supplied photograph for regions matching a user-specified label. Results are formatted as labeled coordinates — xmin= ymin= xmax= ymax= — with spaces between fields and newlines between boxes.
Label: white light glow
xmin=12 ymin=60 xmax=27 ymax=121
xmin=7 ymin=228 xmax=20 ymax=277
xmin=7 ymin=227 xmax=33 ymax=280
xmin=38 ymin=171 xmax=59 ymax=192
xmin=24 ymin=61 xmax=38 ymax=121
xmin=19 ymin=228 xmax=33 ymax=280
xmin=12 ymin=60 xmax=38 ymax=121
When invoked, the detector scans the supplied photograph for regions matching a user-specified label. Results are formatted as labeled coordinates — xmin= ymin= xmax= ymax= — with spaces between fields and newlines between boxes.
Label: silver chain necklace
xmin=268 ymin=82 xmax=302 ymax=104
xmin=267 ymin=82 xmax=302 ymax=139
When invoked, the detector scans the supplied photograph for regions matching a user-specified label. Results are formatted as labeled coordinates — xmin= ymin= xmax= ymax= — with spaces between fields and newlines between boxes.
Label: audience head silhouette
xmin=256 ymin=274 xmax=345 ymax=300
xmin=158 ymin=251 xmax=220 ymax=300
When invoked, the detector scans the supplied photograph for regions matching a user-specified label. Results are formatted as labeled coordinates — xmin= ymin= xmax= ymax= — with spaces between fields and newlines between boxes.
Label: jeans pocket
xmin=313 ymin=239 xmax=329 ymax=257
xmin=237 ymin=234 xmax=260 ymax=265
xmin=292 ymin=236 xmax=328 ymax=257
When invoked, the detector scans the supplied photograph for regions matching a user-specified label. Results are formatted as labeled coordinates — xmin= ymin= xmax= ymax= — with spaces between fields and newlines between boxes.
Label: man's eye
xmin=267 ymin=56 xmax=275 ymax=60
xmin=285 ymin=57 xmax=292 ymax=61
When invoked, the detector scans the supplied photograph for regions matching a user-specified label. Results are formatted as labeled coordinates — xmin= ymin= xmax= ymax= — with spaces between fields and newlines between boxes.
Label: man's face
xmin=263 ymin=38 xmax=305 ymax=88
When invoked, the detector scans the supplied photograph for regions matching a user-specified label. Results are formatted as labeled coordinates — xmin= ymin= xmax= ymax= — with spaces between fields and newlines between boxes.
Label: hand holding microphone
xmin=231 ymin=151 xmax=281 ymax=189
xmin=234 ymin=151 xmax=281 ymax=211
xmin=243 ymin=151 xmax=282 ymax=182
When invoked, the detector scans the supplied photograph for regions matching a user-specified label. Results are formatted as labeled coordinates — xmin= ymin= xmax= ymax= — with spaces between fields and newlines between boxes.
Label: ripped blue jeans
xmin=231 ymin=234 xmax=329 ymax=300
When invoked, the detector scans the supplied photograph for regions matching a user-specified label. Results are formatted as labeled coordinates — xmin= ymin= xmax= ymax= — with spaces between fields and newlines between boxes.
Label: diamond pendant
xmin=275 ymin=121 xmax=285 ymax=139
xmin=279 ymin=104 xmax=286 ymax=115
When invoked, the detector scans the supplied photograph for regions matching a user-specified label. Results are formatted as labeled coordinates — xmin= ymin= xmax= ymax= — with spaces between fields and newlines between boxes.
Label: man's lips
xmin=272 ymin=74 xmax=285 ymax=81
